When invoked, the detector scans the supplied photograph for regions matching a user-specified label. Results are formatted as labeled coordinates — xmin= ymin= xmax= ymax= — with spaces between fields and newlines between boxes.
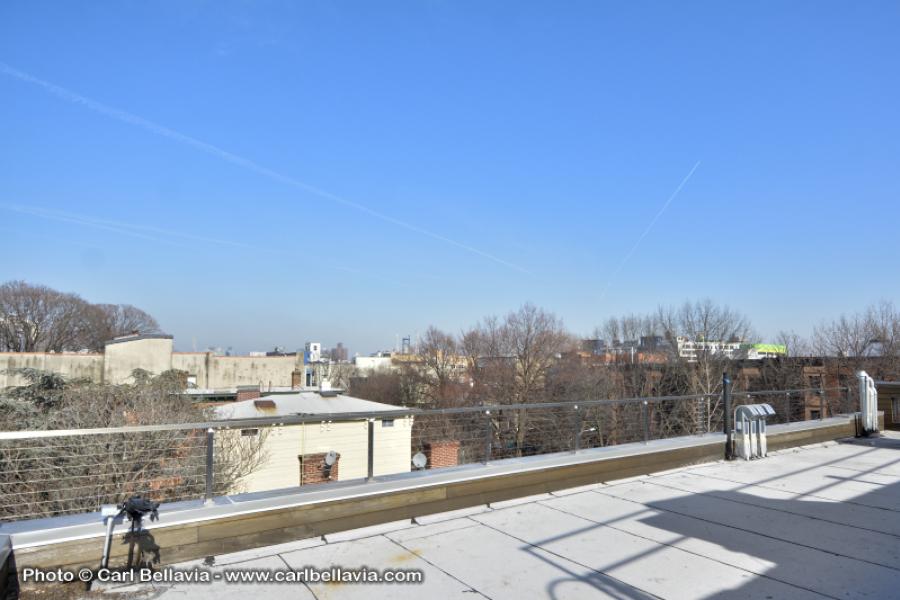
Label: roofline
xmin=104 ymin=333 xmax=173 ymax=346
xmin=0 ymin=352 xmax=103 ymax=357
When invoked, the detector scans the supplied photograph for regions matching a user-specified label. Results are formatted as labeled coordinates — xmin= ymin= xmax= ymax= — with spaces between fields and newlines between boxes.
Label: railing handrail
xmin=0 ymin=386 xmax=848 ymax=441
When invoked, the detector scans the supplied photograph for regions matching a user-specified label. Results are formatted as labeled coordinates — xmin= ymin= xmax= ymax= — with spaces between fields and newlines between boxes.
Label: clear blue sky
xmin=1 ymin=1 xmax=898 ymax=355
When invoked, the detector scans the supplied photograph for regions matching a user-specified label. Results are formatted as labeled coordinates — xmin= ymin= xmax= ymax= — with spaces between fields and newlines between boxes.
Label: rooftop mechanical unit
xmin=734 ymin=403 xmax=776 ymax=460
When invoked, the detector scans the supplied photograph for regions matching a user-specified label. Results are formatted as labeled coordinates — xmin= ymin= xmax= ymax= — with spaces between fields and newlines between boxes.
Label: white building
xmin=304 ymin=342 xmax=322 ymax=363
xmin=354 ymin=353 xmax=394 ymax=374
xmin=675 ymin=337 xmax=743 ymax=362
xmin=674 ymin=337 xmax=788 ymax=362
xmin=214 ymin=390 xmax=412 ymax=494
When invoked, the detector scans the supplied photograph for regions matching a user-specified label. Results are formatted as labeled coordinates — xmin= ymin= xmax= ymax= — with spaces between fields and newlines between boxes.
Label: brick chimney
xmin=298 ymin=452 xmax=340 ymax=484
xmin=236 ymin=385 xmax=261 ymax=402
xmin=424 ymin=440 xmax=460 ymax=468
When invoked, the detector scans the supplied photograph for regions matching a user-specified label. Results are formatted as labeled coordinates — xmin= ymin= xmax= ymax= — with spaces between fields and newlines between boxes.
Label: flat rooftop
xmin=82 ymin=432 xmax=900 ymax=600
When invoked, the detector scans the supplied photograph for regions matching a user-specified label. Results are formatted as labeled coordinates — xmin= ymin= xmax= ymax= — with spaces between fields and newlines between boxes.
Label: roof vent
xmin=253 ymin=399 xmax=276 ymax=410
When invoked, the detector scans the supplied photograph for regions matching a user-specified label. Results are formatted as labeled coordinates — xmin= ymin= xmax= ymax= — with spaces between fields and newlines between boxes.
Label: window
xmin=810 ymin=410 xmax=821 ymax=420
xmin=241 ymin=429 xmax=259 ymax=437
xmin=382 ymin=419 xmax=395 ymax=428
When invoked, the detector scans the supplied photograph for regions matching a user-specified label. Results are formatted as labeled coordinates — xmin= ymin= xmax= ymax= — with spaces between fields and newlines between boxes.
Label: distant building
xmin=737 ymin=343 xmax=788 ymax=360
xmin=675 ymin=338 xmax=787 ymax=362
xmin=304 ymin=342 xmax=322 ymax=363
xmin=579 ymin=336 xmax=785 ymax=364
xmin=578 ymin=337 xmax=671 ymax=364
xmin=675 ymin=337 xmax=743 ymax=361
xmin=0 ymin=333 xmax=303 ymax=391
xmin=354 ymin=353 xmax=394 ymax=373
xmin=328 ymin=342 xmax=348 ymax=363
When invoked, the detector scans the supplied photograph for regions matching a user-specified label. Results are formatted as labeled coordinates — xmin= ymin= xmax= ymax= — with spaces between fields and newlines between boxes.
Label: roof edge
xmin=104 ymin=333 xmax=174 ymax=346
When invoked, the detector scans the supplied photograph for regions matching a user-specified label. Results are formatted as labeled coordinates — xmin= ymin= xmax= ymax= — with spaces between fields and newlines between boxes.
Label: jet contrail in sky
xmin=598 ymin=160 xmax=701 ymax=300
xmin=0 ymin=62 xmax=530 ymax=274
xmin=3 ymin=204 xmax=262 ymax=250
xmin=1 ymin=203 xmax=423 ymax=288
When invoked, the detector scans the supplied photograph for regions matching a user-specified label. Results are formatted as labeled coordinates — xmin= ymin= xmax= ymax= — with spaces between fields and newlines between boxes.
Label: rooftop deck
xmin=84 ymin=432 xmax=900 ymax=600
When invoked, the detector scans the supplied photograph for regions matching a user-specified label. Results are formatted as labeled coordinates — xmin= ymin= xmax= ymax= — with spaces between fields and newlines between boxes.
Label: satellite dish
xmin=412 ymin=452 xmax=428 ymax=470
xmin=324 ymin=450 xmax=338 ymax=467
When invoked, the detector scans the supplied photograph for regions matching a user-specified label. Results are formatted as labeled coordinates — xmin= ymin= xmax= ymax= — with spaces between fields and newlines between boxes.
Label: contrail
xmin=0 ymin=61 xmax=530 ymax=274
xmin=2 ymin=203 xmax=423 ymax=288
xmin=4 ymin=204 xmax=273 ymax=252
xmin=598 ymin=160 xmax=701 ymax=300
xmin=3 ymin=204 xmax=190 ymax=248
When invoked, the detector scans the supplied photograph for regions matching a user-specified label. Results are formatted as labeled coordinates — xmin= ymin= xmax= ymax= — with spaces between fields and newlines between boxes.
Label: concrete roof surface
xmin=85 ymin=432 xmax=900 ymax=599
xmin=212 ymin=391 xmax=404 ymax=419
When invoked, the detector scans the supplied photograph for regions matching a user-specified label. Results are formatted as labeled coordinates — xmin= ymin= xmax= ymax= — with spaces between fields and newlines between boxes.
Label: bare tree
xmin=812 ymin=300 xmax=900 ymax=379
xmin=812 ymin=312 xmax=873 ymax=358
xmin=349 ymin=370 xmax=420 ymax=407
xmin=463 ymin=304 xmax=571 ymax=456
xmin=0 ymin=281 xmax=161 ymax=352
xmin=863 ymin=300 xmax=899 ymax=359
xmin=0 ymin=369 xmax=266 ymax=519
xmin=321 ymin=361 xmax=355 ymax=390
xmin=590 ymin=300 xmax=754 ymax=432
xmin=461 ymin=315 xmax=516 ymax=407
xmin=0 ymin=281 xmax=92 ymax=352
xmin=674 ymin=299 xmax=753 ymax=344
xmin=414 ymin=326 xmax=467 ymax=407
xmin=776 ymin=330 xmax=812 ymax=357
xmin=673 ymin=300 xmax=753 ymax=430
xmin=83 ymin=303 xmax=161 ymax=350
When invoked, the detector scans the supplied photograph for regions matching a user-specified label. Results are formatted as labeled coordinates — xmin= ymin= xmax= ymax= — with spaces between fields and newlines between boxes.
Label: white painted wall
xmin=354 ymin=356 xmax=393 ymax=373
xmin=229 ymin=416 xmax=414 ymax=494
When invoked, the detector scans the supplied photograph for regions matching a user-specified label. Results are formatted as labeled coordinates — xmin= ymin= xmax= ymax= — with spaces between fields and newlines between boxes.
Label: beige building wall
xmin=0 ymin=352 xmax=104 ymax=388
xmin=1 ymin=338 xmax=301 ymax=390
xmin=230 ymin=416 xmax=414 ymax=494
xmin=171 ymin=353 xmax=300 ymax=389
xmin=170 ymin=353 xmax=208 ymax=386
xmin=208 ymin=355 xmax=299 ymax=389
xmin=103 ymin=336 xmax=174 ymax=384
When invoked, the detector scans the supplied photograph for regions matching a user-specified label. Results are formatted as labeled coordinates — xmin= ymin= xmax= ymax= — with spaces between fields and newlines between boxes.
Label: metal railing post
xmin=367 ymin=419 xmax=375 ymax=482
xmin=723 ymin=373 xmax=734 ymax=460
xmin=205 ymin=428 xmax=214 ymax=504
xmin=641 ymin=400 xmax=649 ymax=444
xmin=483 ymin=410 xmax=492 ymax=464
xmin=573 ymin=405 xmax=583 ymax=453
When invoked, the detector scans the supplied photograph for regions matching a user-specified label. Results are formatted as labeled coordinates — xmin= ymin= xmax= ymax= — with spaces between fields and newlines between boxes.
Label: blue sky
xmin=1 ymin=1 xmax=898 ymax=355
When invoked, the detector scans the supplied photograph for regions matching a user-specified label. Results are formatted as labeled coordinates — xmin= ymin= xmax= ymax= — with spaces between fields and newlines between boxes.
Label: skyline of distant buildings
xmin=580 ymin=335 xmax=787 ymax=364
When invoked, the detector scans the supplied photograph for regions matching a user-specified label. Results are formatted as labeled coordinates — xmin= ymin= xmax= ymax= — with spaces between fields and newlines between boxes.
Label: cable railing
xmin=0 ymin=385 xmax=857 ymax=523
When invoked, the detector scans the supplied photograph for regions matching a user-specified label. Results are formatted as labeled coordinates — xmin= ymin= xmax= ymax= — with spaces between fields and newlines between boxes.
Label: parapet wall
xmin=8 ymin=415 xmax=859 ymax=573
xmin=170 ymin=352 xmax=302 ymax=389
xmin=0 ymin=353 xmax=104 ymax=388
xmin=0 ymin=338 xmax=301 ymax=389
